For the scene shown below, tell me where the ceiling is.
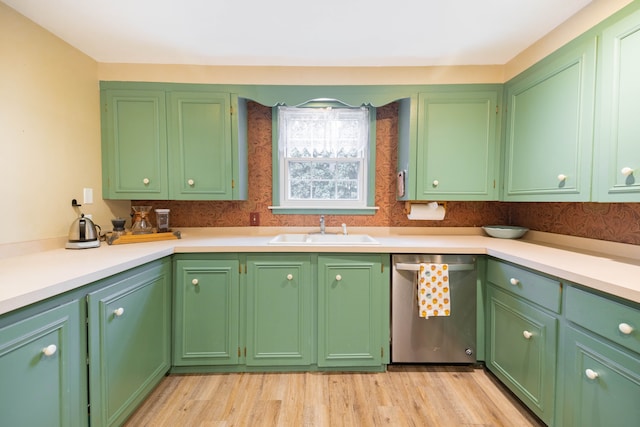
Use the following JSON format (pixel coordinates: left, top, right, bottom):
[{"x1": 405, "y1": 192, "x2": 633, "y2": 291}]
[{"x1": 5, "y1": 0, "x2": 593, "y2": 67}]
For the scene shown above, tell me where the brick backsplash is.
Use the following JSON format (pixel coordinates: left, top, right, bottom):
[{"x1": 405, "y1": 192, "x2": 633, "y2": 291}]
[{"x1": 135, "y1": 102, "x2": 640, "y2": 245}]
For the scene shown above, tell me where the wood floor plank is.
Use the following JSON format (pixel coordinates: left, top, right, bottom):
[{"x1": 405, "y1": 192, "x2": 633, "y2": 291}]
[{"x1": 124, "y1": 367, "x2": 544, "y2": 427}]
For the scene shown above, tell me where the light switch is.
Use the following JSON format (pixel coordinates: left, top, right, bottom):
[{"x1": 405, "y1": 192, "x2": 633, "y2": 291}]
[{"x1": 83, "y1": 188, "x2": 93, "y2": 204}]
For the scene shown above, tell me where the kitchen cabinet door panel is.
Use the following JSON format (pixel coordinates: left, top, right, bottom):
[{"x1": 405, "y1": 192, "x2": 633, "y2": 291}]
[
  {"x1": 504, "y1": 38, "x2": 596, "y2": 201},
  {"x1": 318, "y1": 254, "x2": 389, "y2": 367},
  {"x1": 596, "y1": 8, "x2": 640, "y2": 201},
  {"x1": 246, "y1": 255, "x2": 312, "y2": 366},
  {"x1": 0, "y1": 300, "x2": 85, "y2": 427},
  {"x1": 562, "y1": 326, "x2": 640, "y2": 427},
  {"x1": 168, "y1": 92, "x2": 233, "y2": 200},
  {"x1": 88, "y1": 260, "x2": 171, "y2": 427},
  {"x1": 416, "y1": 91, "x2": 499, "y2": 200},
  {"x1": 486, "y1": 286, "x2": 557, "y2": 425},
  {"x1": 173, "y1": 258, "x2": 239, "y2": 366},
  {"x1": 101, "y1": 90, "x2": 168, "y2": 199}
]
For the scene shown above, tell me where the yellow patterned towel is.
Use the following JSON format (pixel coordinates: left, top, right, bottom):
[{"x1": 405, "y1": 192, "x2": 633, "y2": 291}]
[{"x1": 418, "y1": 263, "x2": 450, "y2": 319}]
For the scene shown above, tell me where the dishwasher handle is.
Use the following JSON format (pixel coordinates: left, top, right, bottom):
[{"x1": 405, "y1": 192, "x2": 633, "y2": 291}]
[{"x1": 394, "y1": 262, "x2": 475, "y2": 272}]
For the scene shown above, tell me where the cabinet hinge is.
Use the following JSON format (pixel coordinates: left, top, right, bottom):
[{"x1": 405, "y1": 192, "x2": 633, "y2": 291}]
[
  {"x1": 244, "y1": 347, "x2": 247, "y2": 357},
  {"x1": 86, "y1": 357, "x2": 90, "y2": 365},
  {"x1": 239, "y1": 264, "x2": 242, "y2": 274},
  {"x1": 245, "y1": 264, "x2": 247, "y2": 274},
  {"x1": 381, "y1": 347, "x2": 384, "y2": 358},
  {"x1": 381, "y1": 264, "x2": 384, "y2": 273},
  {"x1": 238, "y1": 347, "x2": 241, "y2": 357},
  {"x1": 231, "y1": 179, "x2": 235, "y2": 189},
  {"x1": 230, "y1": 106, "x2": 234, "y2": 115},
  {"x1": 496, "y1": 105, "x2": 499, "y2": 114},
  {"x1": 493, "y1": 179, "x2": 496, "y2": 189}
]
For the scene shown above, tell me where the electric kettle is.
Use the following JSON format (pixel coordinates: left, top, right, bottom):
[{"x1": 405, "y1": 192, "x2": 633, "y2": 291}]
[{"x1": 66, "y1": 213, "x2": 101, "y2": 249}]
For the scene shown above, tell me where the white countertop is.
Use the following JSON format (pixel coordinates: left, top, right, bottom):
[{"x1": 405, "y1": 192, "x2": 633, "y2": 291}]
[{"x1": 1, "y1": 227, "x2": 639, "y2": 316}]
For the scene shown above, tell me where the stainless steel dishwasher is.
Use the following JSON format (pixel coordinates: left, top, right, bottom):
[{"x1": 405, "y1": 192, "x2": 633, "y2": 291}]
[{"x1": 391, "y1": 254, "x2": 477, "y2": 363}]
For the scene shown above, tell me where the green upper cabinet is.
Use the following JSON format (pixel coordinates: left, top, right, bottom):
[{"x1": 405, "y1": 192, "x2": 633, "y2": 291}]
[
  {"x1": 397, "y1": 86, "x2": 502, "y2": 201},
  {"x1": 317, "y1": 254, "x2": 390, "y2": 368},
  {"x1": 416, "y1": 89, "x2": 500, "y2": 200},
  {"x1": 100, "y1": 82, "x2": 247, "y2": 201},
  {"x1": 503, "y1": 37, "x2": 597, "y2": 201},
  {"x1": 101, "y1": 89, "x2": 169, "y2": 199},
  {"x1": 245, "y1": 254, "x2": 313, "y2": 367},
  {"x1": 168, "y1": 91, "x2": 234, "y2": 200},
  {"x1": 595, "y1": 7, "x2": 640, "y2": 201}
]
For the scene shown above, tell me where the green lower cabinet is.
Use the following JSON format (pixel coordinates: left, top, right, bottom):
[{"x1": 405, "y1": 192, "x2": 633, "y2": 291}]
[
  {"x1": 486, "y1": 286, "x2": 558, "y2": 425},
  {"x1": 87, "y1": 259, "x2": 171, "y2": 427},
  {"x1": 0, "y1": 300, "x2": 86, "y2": 427},
  {"x1": 246, "y1": 254, "x2": 312, "y2": 366},
  {"x1": 173, "y1": 256, "x2": 239, "y2": 366},
  {"x1": 317, "y1": 254, "x2": 389, "y2": 367},
  {"x1": 561, "y1": 325, "x2": 640, "y2": 427}
]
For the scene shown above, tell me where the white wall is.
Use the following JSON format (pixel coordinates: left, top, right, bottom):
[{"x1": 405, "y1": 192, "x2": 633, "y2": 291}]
[{"x1": 0, "y1": 3, "x2": 129, "y2": 246}]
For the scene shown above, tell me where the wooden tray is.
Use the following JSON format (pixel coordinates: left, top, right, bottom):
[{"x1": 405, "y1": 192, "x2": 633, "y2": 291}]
[{"x1": 106, "y1": 230, "x2": 181, "y2": 245}]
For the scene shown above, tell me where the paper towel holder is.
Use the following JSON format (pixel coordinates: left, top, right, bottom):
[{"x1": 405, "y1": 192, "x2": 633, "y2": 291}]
[{"x1": 404, "y1": 201, "x2": 446, "y2": 215}]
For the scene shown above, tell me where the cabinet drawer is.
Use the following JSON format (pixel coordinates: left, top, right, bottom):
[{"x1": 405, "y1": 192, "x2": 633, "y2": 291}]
[
  {"x1": 487, "y1": 259, "x2": 561, "y2": 312},
  {"x1": 566, "y1": 285, "x2": 640, "y2": 354}
]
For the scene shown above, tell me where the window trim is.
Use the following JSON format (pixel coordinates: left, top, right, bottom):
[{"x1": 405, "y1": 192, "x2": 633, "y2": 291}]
[{"x1": 270, "y1": 101, "x2": 378, "y2": 215}]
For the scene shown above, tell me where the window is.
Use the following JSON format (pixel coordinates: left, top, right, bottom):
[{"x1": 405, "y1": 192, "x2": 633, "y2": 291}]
[{"x1": 272, "y1": 103, "x2": 377, "y2": 214}]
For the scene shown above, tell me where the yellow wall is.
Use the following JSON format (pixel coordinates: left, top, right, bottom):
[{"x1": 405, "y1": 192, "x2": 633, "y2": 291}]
[{"x1": 0, "y1": 3, "x2": 129, "y2": 245}]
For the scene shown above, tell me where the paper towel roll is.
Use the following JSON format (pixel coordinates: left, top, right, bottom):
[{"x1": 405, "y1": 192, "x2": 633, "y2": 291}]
[{"x1": 407, "y1": 203, "x2": 446, "y2": 220}]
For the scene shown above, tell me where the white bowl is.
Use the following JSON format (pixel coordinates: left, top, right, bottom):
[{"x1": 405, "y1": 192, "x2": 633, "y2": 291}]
[{"x1": 482, "y1": 225, "x2": 529, "y2": 239}]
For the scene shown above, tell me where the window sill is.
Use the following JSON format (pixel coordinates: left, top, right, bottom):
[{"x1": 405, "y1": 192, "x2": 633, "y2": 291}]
[{"x1": 268, "y1": 206, "x2": 379, "y2": 215}]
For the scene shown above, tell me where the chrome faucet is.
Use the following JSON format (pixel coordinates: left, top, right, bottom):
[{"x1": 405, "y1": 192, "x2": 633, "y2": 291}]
[{"x1": 319, "y1": 215, "x2": 325, "y2": 235}]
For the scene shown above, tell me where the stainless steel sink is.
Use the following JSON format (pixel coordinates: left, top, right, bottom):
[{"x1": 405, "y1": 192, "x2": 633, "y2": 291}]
[{"x1": 268, "y1": 233, "x2": 380, "y2": 245}]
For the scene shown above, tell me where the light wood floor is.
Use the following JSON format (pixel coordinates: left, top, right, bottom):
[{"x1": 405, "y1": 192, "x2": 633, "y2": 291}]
[{"x1": 125, "y1": 365, "x2": 544, "y2": 426}]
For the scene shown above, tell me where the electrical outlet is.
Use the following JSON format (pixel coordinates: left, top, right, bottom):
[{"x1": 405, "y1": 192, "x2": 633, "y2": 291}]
[
  {"x1": 83, "y1": 187, "x2": 93, "y2": 204},
  {"x1": 250, "y1": 212, "x2": 260, "y2": 226}
]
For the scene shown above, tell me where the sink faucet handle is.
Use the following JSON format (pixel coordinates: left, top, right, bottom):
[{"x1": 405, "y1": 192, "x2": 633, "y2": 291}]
[{"x1": 342, "y1": 223, "x2": 348, "y2": 235}]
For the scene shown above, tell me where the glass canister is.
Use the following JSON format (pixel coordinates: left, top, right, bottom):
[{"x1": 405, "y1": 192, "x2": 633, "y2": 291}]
[
  {"x1": 155, "y1": 209, "x2": 170, "y2": 233},
  {"x1": 131, "y1": 206, "x2": 153, "y2": 234}
]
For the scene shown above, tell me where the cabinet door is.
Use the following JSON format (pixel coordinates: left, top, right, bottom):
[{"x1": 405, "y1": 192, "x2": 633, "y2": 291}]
[
  {"x1": 416, "y1": 90, "x2": 500, "y2": 200},
  {"x1": 561, "y1": 326, "x2": 640, "y2": 427},
  {"x1": 173, "y1": 258, "x2": 239, "y2": 366},
  {"x1": 503, "y1": 38, "x2": 596, "y2": 201},
  {"x1": 88, "y1": 260, "x2": 171, "y2": 427},
  {"x1": 101, "y1": 89, "x2": 168, "y2": 199},
  {"x1": 0, "y1": 301, "x2": 86, "y2": 427},
  {"x1": 246, "y1": 254, "x2": 312, "y2": 366},
  {"x1": 168, "y1": 91, "x2": 233, "y2": 200},
  {"x1": 318, "y1": 254, "x2": 389, "y2": 367},
  {"x1": 596, "y1": 8, "x2": 640, "y2": 201},
  {"x1": 486, "y1": 286, "x2": 557, "y2": 425}
]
